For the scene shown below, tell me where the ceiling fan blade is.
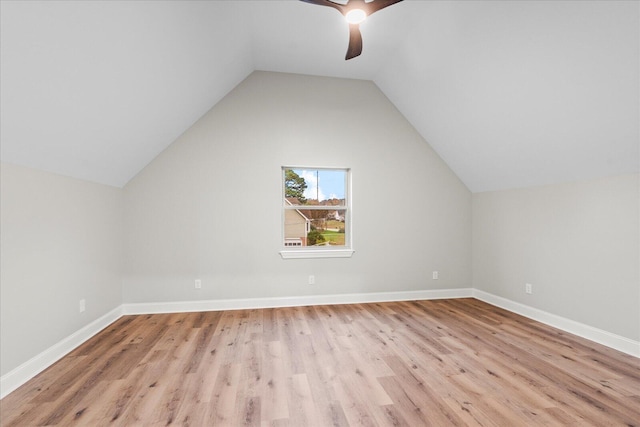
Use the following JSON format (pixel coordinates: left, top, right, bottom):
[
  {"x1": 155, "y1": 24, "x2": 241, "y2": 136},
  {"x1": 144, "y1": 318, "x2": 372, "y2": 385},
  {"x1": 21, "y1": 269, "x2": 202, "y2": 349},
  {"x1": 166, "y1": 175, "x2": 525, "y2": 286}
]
[
  {"x1": 365, "y1": 0, "x2": 404, "y2": 16},
  {"x1": 345, "y1": 24, "x2": 363, "y2": 60}
]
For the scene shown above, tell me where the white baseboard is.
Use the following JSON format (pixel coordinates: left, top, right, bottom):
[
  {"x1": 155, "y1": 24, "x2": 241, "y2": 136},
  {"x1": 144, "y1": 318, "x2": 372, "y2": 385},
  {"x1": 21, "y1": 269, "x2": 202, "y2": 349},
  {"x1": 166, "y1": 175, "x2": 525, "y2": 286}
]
[
  {"x1": 0, "y1": 306, "x2": 123, "y2": 399},
  {"x1": 122, "y1": 288, "x2": 475, "y2": 315},
  {"x1": 3, "y1": 287, "x2": 638, "y2": 400},
  {"x1": 473, "y1": 289, "x2": 640, "y2": 358}
]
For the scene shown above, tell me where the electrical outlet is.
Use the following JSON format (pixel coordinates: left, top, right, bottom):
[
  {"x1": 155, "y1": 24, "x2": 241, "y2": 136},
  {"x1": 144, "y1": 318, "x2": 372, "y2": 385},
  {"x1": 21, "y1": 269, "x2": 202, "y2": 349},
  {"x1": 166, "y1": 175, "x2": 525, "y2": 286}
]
[
  {"x1": 525, "y1": 283, "x2": 532, "y2": 294},
  {"x1": 195, "y1": 279, "x2": 202, "y2": 289},
  {"x1": 432, "y1": 271, "x2": 439, "y2": 280},
  {"x1": 79, "y1": 299, "x2": 86, "y2": 313},
  {"x1": 308, "y1": 275, "x2": 315, "y2": 285}
]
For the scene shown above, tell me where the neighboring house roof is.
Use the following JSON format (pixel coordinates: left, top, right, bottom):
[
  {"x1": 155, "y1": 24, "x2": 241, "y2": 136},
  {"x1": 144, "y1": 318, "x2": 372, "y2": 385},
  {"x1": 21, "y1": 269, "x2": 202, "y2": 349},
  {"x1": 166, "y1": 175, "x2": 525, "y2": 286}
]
[
  {"x1": 285, "y1": 198, "x2": 311, "y2": 221},
  {"x1": 285, "y1": 197, "x2": 302, "y2": 205}
]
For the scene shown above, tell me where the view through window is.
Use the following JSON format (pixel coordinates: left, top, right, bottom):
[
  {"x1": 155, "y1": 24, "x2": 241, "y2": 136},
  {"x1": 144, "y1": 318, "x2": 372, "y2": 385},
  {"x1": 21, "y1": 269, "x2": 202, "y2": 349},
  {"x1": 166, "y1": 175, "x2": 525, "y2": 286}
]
[{"x1": 283, "y1": 167, "x2": 350, "y2": 250}]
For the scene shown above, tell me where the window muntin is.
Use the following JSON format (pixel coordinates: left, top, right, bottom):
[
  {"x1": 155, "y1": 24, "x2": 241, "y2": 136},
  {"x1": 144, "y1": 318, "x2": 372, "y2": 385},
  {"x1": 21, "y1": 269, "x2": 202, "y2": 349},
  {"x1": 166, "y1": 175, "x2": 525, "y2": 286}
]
[{"x1": 281, "y1": 167, "x2": 352, "y2": 258}]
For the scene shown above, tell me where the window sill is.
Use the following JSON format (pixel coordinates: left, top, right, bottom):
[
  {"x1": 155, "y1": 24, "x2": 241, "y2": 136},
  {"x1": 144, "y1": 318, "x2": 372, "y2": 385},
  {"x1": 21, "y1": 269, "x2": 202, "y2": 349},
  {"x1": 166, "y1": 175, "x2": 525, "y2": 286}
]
[{"x1": 279, "y1": 249, "x2": 355, "y2": 259}]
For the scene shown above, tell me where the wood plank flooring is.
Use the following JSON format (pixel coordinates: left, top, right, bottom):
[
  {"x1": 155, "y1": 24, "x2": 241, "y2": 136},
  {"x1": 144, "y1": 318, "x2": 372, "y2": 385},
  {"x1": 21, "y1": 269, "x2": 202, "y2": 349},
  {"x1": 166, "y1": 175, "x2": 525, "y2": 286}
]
[{"x1": 2, "y1": 298, "x2": 639, "y2": 426}]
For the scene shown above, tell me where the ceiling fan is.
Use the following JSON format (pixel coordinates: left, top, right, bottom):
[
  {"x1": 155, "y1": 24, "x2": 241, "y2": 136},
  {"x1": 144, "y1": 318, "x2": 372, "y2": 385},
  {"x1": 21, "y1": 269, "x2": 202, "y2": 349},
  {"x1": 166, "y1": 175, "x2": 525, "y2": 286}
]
[{"x1": 299, "y1": 0, "x2": 404, "y2": 60}]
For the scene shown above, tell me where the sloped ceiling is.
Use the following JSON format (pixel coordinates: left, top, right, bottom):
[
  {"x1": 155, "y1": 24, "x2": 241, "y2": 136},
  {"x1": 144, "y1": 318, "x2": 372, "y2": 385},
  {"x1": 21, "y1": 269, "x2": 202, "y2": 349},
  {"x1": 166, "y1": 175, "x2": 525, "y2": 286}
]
[{"x1": 1, "y1": 0, "x2": 638, "y2": 192}]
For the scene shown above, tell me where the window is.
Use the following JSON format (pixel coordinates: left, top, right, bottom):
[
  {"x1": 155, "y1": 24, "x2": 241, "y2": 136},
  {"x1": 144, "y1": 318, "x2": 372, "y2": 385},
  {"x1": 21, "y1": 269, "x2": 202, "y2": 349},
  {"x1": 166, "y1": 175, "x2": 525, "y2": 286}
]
[{"x1": 280, "y1": 167, "x2": 353, "y2": 259}]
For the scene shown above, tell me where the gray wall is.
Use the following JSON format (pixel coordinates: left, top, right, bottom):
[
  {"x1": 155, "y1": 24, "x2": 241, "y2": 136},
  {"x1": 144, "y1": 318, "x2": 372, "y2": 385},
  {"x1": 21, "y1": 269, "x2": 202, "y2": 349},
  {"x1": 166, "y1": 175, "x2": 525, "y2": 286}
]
[
  {"x1": 473, "y1": 174, "x2": 640, "y2": 341},
  {"x1": 123, "y1": 71, "x2": 472, "y2": 303},
  {"x1": 0, "y1": 163, "x2": 123, "y2": 376},
  {"x1": 3, "y1": 71, "x2": 637, "y2": 381}
]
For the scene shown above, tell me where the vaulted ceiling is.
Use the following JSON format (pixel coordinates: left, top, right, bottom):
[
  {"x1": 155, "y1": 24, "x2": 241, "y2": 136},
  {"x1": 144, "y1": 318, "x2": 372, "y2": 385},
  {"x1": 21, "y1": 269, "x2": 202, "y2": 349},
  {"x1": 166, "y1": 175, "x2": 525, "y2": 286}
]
[{"x1": 1, "y1": 0, "x2": 638, "y2": 192}]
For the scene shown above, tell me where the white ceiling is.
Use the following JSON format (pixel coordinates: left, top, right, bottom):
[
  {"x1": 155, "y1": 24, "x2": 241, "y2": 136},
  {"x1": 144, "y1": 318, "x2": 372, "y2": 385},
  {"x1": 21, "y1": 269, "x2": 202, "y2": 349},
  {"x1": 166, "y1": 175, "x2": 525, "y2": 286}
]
[{"x1": 1, "y1": 0, "x2": 638, "y2": 192}]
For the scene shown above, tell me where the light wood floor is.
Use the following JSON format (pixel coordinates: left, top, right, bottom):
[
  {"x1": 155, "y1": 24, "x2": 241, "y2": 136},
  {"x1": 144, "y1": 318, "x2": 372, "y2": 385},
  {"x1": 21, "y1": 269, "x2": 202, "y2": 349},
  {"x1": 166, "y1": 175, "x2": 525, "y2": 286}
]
[{"x1": 1, "y1": 298, "x2": 639, "y2": 426}]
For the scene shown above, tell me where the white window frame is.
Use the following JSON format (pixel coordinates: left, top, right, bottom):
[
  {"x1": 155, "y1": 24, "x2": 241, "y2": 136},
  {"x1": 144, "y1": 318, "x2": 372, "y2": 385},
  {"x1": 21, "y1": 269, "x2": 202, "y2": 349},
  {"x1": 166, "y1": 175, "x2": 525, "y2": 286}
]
[{"x1": 280, "y1": 166, "x2": 354, "y2": 259}]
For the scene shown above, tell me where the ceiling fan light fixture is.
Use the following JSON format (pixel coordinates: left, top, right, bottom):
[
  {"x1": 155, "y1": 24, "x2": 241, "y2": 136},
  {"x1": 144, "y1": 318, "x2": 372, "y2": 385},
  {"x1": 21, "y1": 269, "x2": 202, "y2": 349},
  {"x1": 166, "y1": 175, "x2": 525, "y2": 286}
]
[
  {"x1": 345, "y1": 9, "x2": 367, "y2": 24},
  {"x1": 300, "y1": 0, "x2": 404, "y2": 59}
]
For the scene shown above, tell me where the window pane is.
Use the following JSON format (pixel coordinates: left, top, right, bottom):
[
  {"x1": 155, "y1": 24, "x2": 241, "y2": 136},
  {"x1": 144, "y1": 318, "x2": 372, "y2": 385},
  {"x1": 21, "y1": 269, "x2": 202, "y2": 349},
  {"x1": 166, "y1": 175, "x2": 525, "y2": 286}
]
[
  {"x1": 284, "y1": 209, "x2": 347, "y2": 247},
  {"x1": 282, "y1": 167, "x2": 350, "y2": 252},
  {"x1": 284, "y1": 169, "x2": 346, "y2": 206}
]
